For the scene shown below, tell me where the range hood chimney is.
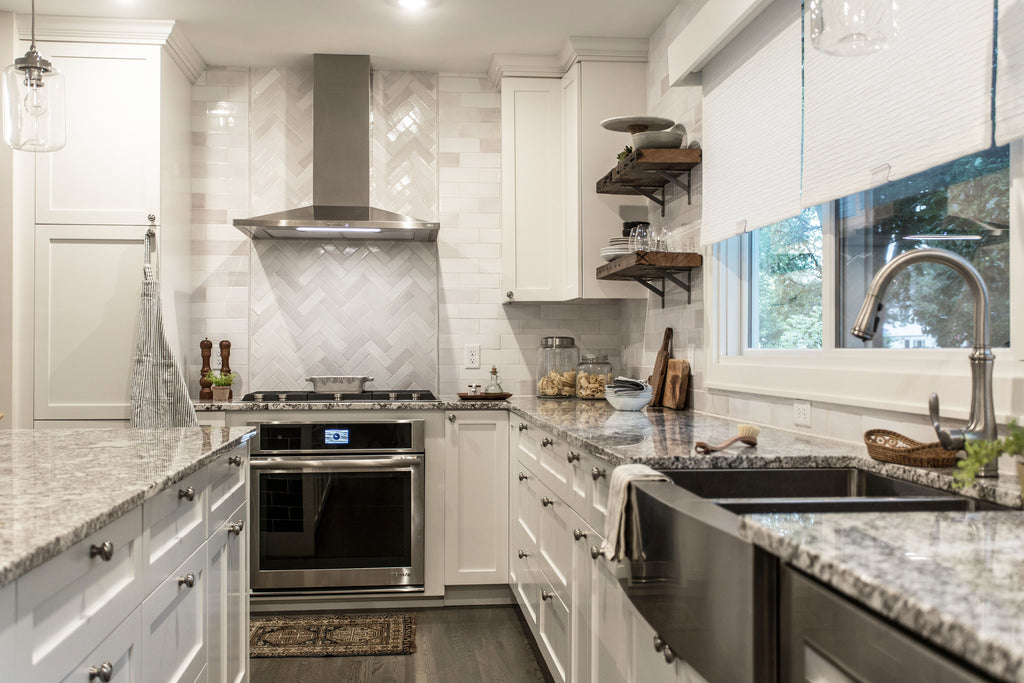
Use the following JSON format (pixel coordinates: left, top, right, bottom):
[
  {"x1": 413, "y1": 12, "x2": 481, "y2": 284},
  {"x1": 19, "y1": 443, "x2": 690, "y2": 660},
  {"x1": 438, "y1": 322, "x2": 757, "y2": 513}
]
[{"x1": 234, "y1": 54, "x2": 439, "y2": 241}]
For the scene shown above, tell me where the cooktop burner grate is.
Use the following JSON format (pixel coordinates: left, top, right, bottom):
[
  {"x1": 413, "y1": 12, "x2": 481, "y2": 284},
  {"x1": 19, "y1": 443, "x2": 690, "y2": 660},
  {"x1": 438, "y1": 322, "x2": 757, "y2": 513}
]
[{"x1": 241, "y1": 390, "x2": 438, "y2": 402}]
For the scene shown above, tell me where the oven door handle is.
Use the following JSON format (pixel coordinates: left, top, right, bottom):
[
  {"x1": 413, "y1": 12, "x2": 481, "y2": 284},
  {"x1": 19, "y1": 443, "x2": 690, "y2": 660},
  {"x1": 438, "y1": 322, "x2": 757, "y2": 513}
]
[{"x1": 250, "y1": 455, "x2": 422, "y2": 470}]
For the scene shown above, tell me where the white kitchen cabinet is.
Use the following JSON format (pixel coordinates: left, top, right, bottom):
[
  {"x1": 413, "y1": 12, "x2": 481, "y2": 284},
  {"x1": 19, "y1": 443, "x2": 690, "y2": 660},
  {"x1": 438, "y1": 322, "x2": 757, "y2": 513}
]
[
  {"x1": 141, "y1": 543, "x2": 208, "y2": 683},
  {"x1": 142, "y1": 466, "x2": 208, "y2": 595},
  {"x1": 207, "y1": 503, "x2": 248, "y2": 683},
  {"x1": 15, "y1": 506, "x2": 144, "y2": 681},
  {"x1": 630, "y1": 609, "x2": 681, "y2": 683},
  {"x1": 62, "y1": 608, "x2": 143, "y2": 683},
  {"x1": 500, "y1": 60, "x2": 646, "y2": 303},
  {"x1": 591, "y1": 552, "x2": 632, "y2": 683},
  {"x1": 444, "y1": 410, "x2": 510, "y2": 585},
  {"x1": 570, "y1": 522, "x2": 601, "y2": 683},
  {"x1": 33, "y1": 42, "x2": 160, "y2": 227},
  {"x1": 207, "y1": 446, "x2": 247, "y2": 535},
  {"x1": 0, "y1": 579, "x2": 14, "y2": 674}
]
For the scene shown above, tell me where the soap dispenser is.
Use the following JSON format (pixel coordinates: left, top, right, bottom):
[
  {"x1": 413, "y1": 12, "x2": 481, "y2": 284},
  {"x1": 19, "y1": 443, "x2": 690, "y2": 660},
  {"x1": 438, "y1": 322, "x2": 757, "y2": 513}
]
[{"x1": 484, "y1": 366, "x2": 504, "y2": 394}]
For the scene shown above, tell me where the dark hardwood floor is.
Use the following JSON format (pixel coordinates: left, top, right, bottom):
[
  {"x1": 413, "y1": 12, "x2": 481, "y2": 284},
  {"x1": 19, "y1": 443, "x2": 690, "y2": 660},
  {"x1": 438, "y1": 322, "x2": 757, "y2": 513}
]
[{"x1": 249, "y1": 606, "x2": 550, "y2": 683}]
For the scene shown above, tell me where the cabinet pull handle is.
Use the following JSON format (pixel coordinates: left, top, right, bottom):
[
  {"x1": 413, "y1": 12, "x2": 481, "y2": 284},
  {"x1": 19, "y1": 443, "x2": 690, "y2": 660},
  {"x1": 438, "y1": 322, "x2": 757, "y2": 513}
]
[
  {"x1": 506, "y1": 291, "x2": 515, "y2": 300},
  {"x1": 518, "y1": 472, "x2": 529, "y2": 481},
  {"x1": 177, "y1": 572, "x2": 196, "y2": 588},
  {"x1": 518, "y1": 550, "x2": 529, "y2": 559},
  {"x1": 448, "y1": 414, "x2": 456, "y2": 423},
  {"x1": 90, "y1": 541, "x2": 114, "y2": 562},
  {"x1": 89, "y1": 662, "x2": 114, "y2": 682},
  {"x1": 228, "y1": 520, "x2": 245, "y2": 536},
  {"x1": 567, "y1": 451, "x2": 580, "y2": 463},
  {"x1": 541, "y1": 497, "x2": 554, "y2": 507},
  {"x1": 228, "y1": 454, "x2": 243, "y2": 466},
  {"x1": 573, "y1": 528, "x2": 587, "y2": 541},
  {"x1": 653, "y1": 635, "x2": 665, "y2": 652},
  {"x1": 519, "y1": 423, "x2": 528, "y2": 432},
  {"x1": 541, "y1": 438, "x2": 553, "y2": 447},
  {"x1": 663, "y1": 646, "x2": 676, "y2": 664},
  {"x1": 147, "y1": 213, "x2": 156, "y2": 223},
  {"x1": 592, "y1": 467, "x2": 607, "y2": 480},
  {"x1": 178, "y1": 486, "x2": 195, "y2": 501},
  {"x1": 590, "y1": 546, "x2": 602, "y2": 560},
  {"x1": 541, "y1": 590, "x2": 553, "y2": 601}
]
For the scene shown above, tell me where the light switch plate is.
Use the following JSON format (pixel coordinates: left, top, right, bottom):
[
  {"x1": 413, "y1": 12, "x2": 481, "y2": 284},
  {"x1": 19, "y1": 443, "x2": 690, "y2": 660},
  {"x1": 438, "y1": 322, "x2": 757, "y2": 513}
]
[
  {"x1": 793, "y1": 400, "x2": 812, "y2": 428},
  {"x1": 465, "y1": 344, "x2": 480, "y2": 369}
]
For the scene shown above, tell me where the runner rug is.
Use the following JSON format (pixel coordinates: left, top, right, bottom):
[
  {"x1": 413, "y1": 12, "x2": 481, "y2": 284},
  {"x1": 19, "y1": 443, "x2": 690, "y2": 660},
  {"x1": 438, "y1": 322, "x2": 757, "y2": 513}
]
[{"x1": 249, "y1": 613, "x2": 417, "y2": 657}]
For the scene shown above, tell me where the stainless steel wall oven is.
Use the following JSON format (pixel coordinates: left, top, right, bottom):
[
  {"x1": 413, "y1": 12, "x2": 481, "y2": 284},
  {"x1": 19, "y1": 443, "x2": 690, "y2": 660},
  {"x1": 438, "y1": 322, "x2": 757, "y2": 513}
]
[{"x1": 250, "y1": 420, "x2": 425, "y2": 593}]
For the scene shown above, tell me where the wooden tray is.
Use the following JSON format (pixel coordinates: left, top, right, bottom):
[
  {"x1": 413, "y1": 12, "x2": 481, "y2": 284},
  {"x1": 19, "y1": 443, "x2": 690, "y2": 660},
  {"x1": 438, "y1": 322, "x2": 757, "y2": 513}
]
[{"x1": 458, "y1": 392, "x2": 512, "y2": 401}]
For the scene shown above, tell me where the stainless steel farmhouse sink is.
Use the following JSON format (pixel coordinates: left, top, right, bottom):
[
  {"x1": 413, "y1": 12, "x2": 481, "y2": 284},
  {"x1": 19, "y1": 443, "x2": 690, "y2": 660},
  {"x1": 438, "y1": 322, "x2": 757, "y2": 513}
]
[{"x1": 623, "y1": 468, "x2": 1008, "y2": 682}]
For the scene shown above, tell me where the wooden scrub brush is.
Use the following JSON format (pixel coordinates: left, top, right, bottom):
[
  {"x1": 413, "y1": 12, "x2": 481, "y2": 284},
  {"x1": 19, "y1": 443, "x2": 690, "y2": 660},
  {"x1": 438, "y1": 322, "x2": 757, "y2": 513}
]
[{"x1": 694, "y1": 424, "x2": 760, "y2": 454}]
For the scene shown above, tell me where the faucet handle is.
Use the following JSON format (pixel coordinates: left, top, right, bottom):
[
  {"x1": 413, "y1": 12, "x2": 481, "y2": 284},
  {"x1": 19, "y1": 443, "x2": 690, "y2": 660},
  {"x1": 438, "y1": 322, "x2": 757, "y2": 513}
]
[{"x1": 928, "y1": 393, "x2": 965, "y2": 451}]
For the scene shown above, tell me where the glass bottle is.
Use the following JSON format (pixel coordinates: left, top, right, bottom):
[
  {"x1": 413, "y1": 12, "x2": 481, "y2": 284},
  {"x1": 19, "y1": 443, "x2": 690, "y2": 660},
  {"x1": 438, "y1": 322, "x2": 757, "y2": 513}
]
[
  {"x1": 576, "y1": 354, "x2": 613, "y2": 399},
  {"x1": 536, "y1": 337, "x2": 579, "y2": 398},
  {"x1": 484, "y1": 366, "x2": 504, "y2": 394}
]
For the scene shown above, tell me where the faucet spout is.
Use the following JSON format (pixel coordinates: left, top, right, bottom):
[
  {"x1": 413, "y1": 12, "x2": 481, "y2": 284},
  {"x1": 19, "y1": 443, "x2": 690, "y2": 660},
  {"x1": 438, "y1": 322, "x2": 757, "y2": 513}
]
[{"x1": 849, "y1": 248, "x2": 998, "y2": 475}]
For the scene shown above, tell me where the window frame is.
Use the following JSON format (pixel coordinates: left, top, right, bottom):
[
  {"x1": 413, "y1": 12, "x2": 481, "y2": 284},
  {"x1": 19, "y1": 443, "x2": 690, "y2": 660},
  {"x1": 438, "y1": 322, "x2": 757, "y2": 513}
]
[{"x1": 704, "y1": 140, "x2": 1024, "y2": 423}]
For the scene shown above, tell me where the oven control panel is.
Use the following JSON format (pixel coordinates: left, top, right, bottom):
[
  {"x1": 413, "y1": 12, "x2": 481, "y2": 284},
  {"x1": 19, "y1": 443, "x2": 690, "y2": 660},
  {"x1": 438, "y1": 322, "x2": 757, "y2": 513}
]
[{"x1": 254, "y1": 420, "x2": 425, "y2": 454}]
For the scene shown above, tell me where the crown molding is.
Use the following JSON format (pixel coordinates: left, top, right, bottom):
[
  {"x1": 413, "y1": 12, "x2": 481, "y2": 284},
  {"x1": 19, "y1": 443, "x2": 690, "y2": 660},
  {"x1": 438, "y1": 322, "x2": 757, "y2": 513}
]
[
  {"x1": 488, "y1": 54, "x2": 564, "y2": 88},
  {"x1": 559, "y1": 36, "x2": 649, "y2": 71},
  {"x1": 16, "y1": 15, "x2": 206, "y2": 83}
]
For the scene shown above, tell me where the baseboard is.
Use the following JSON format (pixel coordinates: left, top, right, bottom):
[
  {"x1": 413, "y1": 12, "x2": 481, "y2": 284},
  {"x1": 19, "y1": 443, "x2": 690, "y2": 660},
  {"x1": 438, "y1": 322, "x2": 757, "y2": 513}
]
[{"x1": 251, "y1": 584, "x2": 513, "y2": 613}]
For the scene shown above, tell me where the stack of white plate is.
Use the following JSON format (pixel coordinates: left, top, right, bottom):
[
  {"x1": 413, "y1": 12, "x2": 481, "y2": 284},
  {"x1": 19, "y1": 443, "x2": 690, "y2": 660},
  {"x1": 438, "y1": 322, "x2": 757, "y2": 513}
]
[{"x1": 600, "y1": 237, "x2": 633, "y2": 262}]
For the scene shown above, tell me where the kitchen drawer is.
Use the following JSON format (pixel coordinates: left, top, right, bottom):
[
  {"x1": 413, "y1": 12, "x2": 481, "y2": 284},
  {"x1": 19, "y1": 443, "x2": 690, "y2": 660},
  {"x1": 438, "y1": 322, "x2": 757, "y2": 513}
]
[
  {"x1": 513, "y1": 462, "x2": 542, "y2": 550},
  {"x1": 61, "y1": 608, "x2": 142, "y2": 683},
  {"x1": 206, "y1": 445, "x2": 247, "y2": 536},
  {"x1": 16, "y1": 506, "x2": 144, "y2": 682},
  {"x1": 583, "y1": 452, "x2": 610, "y2": 533},
  {"x1": 538, "y1": 574, "x2": 571, "y2": 683},
  {"x1": 142, "y1": 542, "x2": 207, "y2": 683},
  {"x1": 511, "y1": 539, "x2": 541, "y2": 632},
  {"x1": 537, "y1": 479, "x2": 575, "y2": 610},
  {"x1": 513, "y1": 417, "x2": 544, "y2": 469},
  {"x1": 143, "y1": 467, "x2": 207, "y2": 594}
]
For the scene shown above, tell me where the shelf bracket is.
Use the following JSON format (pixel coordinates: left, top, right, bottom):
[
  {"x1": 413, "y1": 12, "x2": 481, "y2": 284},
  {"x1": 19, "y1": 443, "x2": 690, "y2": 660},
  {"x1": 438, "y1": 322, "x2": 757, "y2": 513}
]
[
  {"x1": 631, "y1": 269, "x2": 692, "y2": 308},
  {"x1": 632, "y1": 186, "x2": 667, "y2": 217},
  {"x1": 653, "y1": 170, "x2": 692, "y2": 205}
]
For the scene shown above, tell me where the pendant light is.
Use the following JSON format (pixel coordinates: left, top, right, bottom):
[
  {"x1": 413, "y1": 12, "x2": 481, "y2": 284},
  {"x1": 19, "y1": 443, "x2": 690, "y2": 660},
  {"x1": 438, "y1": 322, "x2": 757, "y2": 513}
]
[
  {"x1": 2, "y1": 0, "x2": 65, "y2": 152},
  {"x1": 808, "y1": 0, "x2": 898, "y2": 56}
]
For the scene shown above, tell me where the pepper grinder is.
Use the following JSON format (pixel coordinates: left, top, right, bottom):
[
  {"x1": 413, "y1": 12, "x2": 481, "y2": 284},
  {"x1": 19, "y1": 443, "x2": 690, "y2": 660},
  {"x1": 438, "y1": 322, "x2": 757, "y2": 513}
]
[
  {"x1": 199, "y1": 338, "x2": 213, "y2": 401},
  {"x1": 219, "y1": 340, "x2": 233, "y2": 400}
]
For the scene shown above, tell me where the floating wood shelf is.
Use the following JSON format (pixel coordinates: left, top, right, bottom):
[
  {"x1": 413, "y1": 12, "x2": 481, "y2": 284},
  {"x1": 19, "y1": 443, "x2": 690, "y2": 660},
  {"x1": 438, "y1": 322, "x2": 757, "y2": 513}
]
[
  {"x1": 596, "y1": 251, "x2": 703, "y2": 307},
  {"x1": 596, "y1": 147, "x2": 702, "y2": 216}
]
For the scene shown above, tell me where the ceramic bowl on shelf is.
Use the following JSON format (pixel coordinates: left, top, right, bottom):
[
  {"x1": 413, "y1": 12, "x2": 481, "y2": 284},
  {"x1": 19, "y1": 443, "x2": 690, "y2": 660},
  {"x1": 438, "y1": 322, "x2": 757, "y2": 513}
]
[{"x1": 631, "y1": 130, "x2": 685, "y2": 150}]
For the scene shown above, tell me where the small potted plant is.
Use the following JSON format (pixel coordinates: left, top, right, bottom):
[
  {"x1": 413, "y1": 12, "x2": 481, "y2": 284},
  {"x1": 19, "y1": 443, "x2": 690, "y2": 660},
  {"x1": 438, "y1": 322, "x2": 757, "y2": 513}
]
[
  {"x1": 206, "y1": 371, "x2": 237, "y2": 402},
  {"x1": 953, "y1": 420, "x2": 1024, "y2": 492}
]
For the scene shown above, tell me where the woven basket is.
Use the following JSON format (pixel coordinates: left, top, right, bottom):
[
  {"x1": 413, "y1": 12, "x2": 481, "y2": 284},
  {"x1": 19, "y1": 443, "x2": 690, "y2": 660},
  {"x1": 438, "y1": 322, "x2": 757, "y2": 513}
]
[{"x1": 863, "y1": 429, "x2": 956, "y2": 467}]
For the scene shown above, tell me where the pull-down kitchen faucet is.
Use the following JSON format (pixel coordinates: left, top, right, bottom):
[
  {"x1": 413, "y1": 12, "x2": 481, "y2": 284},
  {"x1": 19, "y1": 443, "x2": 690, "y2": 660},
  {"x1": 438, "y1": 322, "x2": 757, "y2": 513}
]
[{"x1": 850, "y1": 248, "x2": 998, "y2": 477}]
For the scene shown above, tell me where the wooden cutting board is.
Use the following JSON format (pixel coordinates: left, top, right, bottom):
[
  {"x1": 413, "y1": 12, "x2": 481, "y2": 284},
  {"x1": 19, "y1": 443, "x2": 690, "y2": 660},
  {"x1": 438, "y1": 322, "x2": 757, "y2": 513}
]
[
  {"x1": 661, "y1": 359, "x2": 690, "y2": 409},
  {"x1": 648, "y1": 328, "x2": 672, "y2": 407}
]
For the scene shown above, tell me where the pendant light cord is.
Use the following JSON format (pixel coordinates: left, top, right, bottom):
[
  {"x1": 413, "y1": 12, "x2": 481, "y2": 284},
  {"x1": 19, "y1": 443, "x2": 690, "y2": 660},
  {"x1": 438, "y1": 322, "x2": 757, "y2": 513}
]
[{"x1": 29, "y1": 0, "x2": 35, "y2": 51}]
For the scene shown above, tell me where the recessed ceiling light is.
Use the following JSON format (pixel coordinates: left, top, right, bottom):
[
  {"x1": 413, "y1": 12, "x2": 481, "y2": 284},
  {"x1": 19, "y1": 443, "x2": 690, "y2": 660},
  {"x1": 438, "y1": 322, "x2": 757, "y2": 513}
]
[{"x1": 399, "y1": 0, "x2": 427, "y2": 8}]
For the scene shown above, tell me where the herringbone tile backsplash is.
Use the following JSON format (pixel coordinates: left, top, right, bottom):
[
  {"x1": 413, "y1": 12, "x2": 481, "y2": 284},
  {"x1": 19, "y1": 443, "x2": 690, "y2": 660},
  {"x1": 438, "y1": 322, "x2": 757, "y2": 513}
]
[{"x1": 250, "y1": 241, "x2": 439, "y2": 391}]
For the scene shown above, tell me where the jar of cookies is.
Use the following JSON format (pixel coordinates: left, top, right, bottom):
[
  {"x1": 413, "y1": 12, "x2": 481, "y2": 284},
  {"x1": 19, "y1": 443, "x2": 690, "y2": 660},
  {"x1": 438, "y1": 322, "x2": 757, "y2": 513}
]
[
  {"x1": 576, "y1": 354, "x2": 612, "y2": 399},
  {"x1": 536, "y1": 337, "x2": 579, "y2": 398}
]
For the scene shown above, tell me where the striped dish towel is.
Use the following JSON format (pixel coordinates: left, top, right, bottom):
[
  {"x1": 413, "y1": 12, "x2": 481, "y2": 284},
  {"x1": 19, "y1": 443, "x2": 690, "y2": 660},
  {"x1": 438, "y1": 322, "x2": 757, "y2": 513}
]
[{"x1": 600, "y1": 464, "x2": 669, "y2": 561}]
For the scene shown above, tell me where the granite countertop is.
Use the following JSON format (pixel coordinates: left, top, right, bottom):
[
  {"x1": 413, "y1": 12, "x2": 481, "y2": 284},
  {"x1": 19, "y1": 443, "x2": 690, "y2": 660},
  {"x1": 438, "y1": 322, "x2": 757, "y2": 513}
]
[
  {"x1": 0, "y1": 426, "x2": 255, "y2": 588},
  {"x1": 194, "y1": 397, "x2": 510, "y2": 411}
]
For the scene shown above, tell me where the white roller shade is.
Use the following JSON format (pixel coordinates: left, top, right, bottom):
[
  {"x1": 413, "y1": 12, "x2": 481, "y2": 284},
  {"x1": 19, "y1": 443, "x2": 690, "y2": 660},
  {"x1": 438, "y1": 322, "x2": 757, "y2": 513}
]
[
  {"x1": 802, "y1": 0, "x2": 994, "y2": 209},
  {"x1": 996, "y1": 0, "x2": 1024, "y2": 145},
  {"x1": 701, "y1": 0, "x2": 802, "y2": 247}
]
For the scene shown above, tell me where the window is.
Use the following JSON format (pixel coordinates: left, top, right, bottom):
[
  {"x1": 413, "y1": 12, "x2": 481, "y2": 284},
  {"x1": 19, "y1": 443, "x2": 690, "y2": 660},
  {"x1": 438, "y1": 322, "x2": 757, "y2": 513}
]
[{"x1": 718, "y1": 147, "x2": 1011, "y2": 354}]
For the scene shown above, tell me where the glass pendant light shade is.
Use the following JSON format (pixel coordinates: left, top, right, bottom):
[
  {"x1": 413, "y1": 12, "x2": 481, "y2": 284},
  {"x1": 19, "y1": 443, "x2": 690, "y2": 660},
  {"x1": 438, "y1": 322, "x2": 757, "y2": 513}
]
[
  {"x1": 808, "y1": 0, "x2": 898, "y2": 56},
  {"x1": 2, "y1": 55, "x2": 65, "y2": 152}
]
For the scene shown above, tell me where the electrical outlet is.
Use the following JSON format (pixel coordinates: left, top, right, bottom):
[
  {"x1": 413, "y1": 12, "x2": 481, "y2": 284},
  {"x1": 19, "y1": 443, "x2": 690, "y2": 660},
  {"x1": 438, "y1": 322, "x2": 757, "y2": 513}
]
[
  {"x1": 464, "y1": 344, "x2": 480, "y2": 369},
  {"x1": 793, "y1": 400, "x2": 812, "y2": 428}
]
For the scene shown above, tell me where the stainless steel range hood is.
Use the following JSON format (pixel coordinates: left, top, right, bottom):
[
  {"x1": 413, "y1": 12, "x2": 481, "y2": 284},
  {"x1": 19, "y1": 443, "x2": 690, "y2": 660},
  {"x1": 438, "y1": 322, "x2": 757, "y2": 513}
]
[{"x1": 234, "y1": 55, "x2": 439, "y2": 241}]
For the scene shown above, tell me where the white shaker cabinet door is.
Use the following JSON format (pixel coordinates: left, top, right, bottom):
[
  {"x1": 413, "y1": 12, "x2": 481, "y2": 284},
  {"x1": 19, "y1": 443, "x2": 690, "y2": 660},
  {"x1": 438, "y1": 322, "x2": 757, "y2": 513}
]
[
  {"x1": 207, "y1": 504, "x2": 248, "y2": 683},
  {"x1": 444, "y1": 410, "x2": 509, "y2": 585},
  {"x1": 61, "y1": 609, "x2": 143, "y2": 683},
  {"x1": 33, "y1": 41, "x2": 161, "y2": 226},
  {"x1": 34, "y1": 225, "x2": 150, "y2": 420},
  {"x1": 0, "y1": 580, "x2": 13, "y2": 674},
  {"x1": 142, "y1": 543, "x2": 208, "y2": 683}
]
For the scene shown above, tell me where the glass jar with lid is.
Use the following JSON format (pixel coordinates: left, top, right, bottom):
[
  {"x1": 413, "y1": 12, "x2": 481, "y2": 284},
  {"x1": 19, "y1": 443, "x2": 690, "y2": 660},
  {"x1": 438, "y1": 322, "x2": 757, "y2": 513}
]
[
  {"x1": 576, "y1": 354, "x2": 613, "y2": 399},
  {"x1": 536, "y1": 336, "x2": 579, "y2": 397}
]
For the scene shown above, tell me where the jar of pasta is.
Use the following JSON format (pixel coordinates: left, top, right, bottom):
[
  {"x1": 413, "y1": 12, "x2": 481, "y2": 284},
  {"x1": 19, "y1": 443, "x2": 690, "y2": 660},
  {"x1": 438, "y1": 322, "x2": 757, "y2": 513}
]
[
  {"x1": 576, "y1": 354, "x2": 612, "y2": 399},
  {"x1": 536, "y1": 337, "x2": 579, "y2": 398}
]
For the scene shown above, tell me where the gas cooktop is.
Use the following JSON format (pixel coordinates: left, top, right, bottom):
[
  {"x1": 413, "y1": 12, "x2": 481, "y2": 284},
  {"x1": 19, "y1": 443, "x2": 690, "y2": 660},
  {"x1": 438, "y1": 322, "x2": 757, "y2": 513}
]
[{"x1": 241, "y1": 390, "x2": 438, "y2": 403}]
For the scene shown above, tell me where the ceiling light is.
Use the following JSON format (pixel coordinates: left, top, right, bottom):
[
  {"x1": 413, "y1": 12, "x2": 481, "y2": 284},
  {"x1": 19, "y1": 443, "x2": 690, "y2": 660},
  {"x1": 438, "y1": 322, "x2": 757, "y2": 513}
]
[
  {"x1": 2, "y1": 0, "x2": 65, "y2": 151},
  {"x1": 399, "y1": 0, "x2": 428, "y2": 8}
]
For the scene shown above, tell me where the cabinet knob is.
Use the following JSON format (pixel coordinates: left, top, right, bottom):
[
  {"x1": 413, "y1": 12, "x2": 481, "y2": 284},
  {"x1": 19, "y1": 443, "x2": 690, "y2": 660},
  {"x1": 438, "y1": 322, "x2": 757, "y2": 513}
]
[
  {"x1": 567, "y1": 451, "x2": 580, "y2": 464},
  {"x1": 590, "y1": 546, "x2": 602, "y2": 560},
  {"x1": 518, "y1": 550, "x2": 529, "y2": 559},
  {"x1": 541, "y1": 497, "x2": 554, "y2": 507},
  {"x1": 228, "y1": 454, "x2": 243, "y2": 466},
  {"x1": 663, "y1": 646, "x2": 676, "y2": 664},
  {"x1": 573, "y1": 528, "x2": 587, "y2": 541},
  {"x1": 518, "y1": 472, "x2": 529, "y2": 481},
  {"x1": 89, "y1": 662, "x2": 114, "y2": 682},
  {"x1": 519, "y1": 423, "x2": 528, "y2": 432},
  {"x1": 448, "y1": 414, "x2": 456, "y2": 423},
  {"x1": 89, "y1": 541, "x2": 114, "y2": 562},
  {"x1": 178, "y1": 486, "x2": 195, "y2": 501},
  {"x1": 506, "y1": 291, "x2": 514, "y2": 300},
  {"x1": 177, "y1": 572, "x2": 196, "y2": 588},
  {"x1": 592, "y1": 467, "x2": 607, "y2": 480},
  {"x1": 653, "y1": 635, "x2": 665, "y2": 653},
  {"x1": 541, "y1": 437, "x2": 554, "y2": 447},
  {"x1": 228, "y1": 520, "x2": 244, "y2": 536},
  {"x1": 541, "y1": 590, "x2": 553, "y2": 601}
]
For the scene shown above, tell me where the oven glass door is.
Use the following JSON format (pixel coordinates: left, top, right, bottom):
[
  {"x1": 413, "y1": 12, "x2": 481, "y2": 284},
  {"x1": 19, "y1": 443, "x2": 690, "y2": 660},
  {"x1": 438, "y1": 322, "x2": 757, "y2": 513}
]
[{"x1": 252, "y1": 455, "x2": 423, "y2": 590}]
